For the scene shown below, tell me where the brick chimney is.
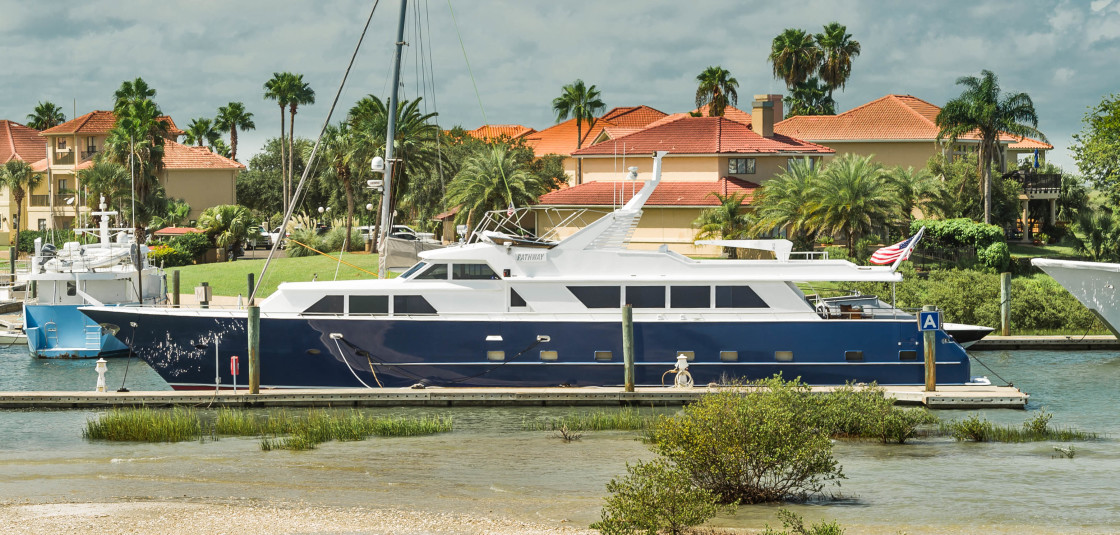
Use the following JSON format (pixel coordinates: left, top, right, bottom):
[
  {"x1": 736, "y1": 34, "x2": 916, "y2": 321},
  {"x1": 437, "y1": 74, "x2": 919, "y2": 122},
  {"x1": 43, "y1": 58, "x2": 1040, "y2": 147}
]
[{"x1": 751, "y1": 94, "x2": 782, "y2": 138}]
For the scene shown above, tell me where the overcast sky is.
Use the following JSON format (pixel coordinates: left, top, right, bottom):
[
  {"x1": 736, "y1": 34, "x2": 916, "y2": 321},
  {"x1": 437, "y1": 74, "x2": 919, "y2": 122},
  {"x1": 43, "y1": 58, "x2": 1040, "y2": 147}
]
[{"x1": 3, "y1": 0, "x2": 1118, "y2": 172}]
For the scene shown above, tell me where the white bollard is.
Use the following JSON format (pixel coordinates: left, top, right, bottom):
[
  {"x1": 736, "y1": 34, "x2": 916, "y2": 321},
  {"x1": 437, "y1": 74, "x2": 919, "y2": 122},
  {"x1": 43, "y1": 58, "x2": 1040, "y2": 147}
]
[{"x1": 95, "y1": 358, "x2": 108, "y2": 392}]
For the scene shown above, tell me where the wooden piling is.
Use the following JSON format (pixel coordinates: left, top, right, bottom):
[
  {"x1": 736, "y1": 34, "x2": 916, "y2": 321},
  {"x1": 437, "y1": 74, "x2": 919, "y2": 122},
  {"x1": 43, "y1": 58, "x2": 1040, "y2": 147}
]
[
  {"x1": 8, "y1": 246, "x2": 15, "y2": 276},
  {"x1": 1000, "y1": 272, "x2": 1011, "y2": 336},
  {"x1": 171, "y1": 270, "x2": 180, "y2": 308},
  {"x1": 247, "y1": 273, "x2": 255, "y2": 307},
  {"x1": 923, "y1": 304, "x2": 937, "y2": 392},
  {"x1": 200, "y1": 282, "x2": 209, "y2": 309},
  {"x1": 248, "y1": 305, "x2": 260, "y2": 394},
  {"x1": 622, "y1": 304, "x2": 634, "y2": 392}
]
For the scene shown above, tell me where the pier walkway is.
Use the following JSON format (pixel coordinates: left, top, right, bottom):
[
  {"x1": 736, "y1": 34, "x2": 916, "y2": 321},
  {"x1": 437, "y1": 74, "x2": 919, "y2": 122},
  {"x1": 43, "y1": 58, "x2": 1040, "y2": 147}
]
[
  {"x1": 0, "y1": 384, "x2": 1028, "y2": 410},
  {"x1": 970, "y1": 334, "x2": 1119, "y2": 350}
]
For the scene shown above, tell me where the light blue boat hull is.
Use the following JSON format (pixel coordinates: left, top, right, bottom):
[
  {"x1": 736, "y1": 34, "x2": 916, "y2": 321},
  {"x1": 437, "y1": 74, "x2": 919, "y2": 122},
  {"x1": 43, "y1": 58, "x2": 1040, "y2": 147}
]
[{"x1": 24, "y1": 304, "x2": 129, "y2": 359}]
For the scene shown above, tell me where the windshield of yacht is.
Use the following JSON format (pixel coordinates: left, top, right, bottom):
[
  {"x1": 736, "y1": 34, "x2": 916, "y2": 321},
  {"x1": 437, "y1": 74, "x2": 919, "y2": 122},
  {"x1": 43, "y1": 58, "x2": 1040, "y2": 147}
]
[{"x1": 400, "y1": 261, "x2": 427, "y2": 279}]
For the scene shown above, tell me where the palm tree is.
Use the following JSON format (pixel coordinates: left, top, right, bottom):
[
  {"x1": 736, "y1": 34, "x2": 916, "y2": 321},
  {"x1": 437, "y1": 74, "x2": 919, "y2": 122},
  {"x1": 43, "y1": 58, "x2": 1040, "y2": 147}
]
[
  {"x1": 754, "y1": 158, "x2": 824, "y2": 250},
  {"x1": 936, "y1": 70, "x2": 1045, "y2": 224},
  {"x1": 198, "y1": 204, "x2": 253, "y2": 260},
  {"x1": 1071, "y1": 209, "x2": 1120, "y2": 262},
  {"x1": 693, "y1": 192, "x2": 756, "y2": 258},
  {"x1": 25, "y1": 101, "x2": 66, "y2": 130},
  {"x1": 812, "y1": 154, "x2": 898, "y2": 252},
  {"x1": 769, "y1": 28, "x2": 822, "y2": 90},
  {"x1": 695, "y1": 66, "x2": 739, "y2": 117},
  {"x1": 815, "y1": 22, "x2": 861, "y2": 101},
  {"x1": 552, "y1": 79, "x2": 605, "y2": 184},
  {"x1": 78, "y1": 161, "x2": 130, "y2": 213},
  {"x1": 264, "y1": 72, "x2": 294, "y2": 213},
  {"x1": 183, "y1": 117, "x2": 220, "y2": 147},
  {"x1": 113, "y1": 77, "x2": 157, "y2": 115},
  {"x1": 315, "y1": 122, "x2": 358, "y2": 250},
  {"x1": 445, "y1": 144, "x2": 539, "y2": 235},
  {"x1": 1, "y1": 160, "x2": 42, "y2": 249},
  {"x1": 214, "y1": 102, "x2": 255, "y2": 161},
  {"x1": 287, "y1": 74, "x2": 315, "y2": 210},
  {"x1": 785, "y1": 77, "x2": 836, "y2": 117},
  {"x1": 886, "y1": 166, "x2": 943, "y2": 223}
]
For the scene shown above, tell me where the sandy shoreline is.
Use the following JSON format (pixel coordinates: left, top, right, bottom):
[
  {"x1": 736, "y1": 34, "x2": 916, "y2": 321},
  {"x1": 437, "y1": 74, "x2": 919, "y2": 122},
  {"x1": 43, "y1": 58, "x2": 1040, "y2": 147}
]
[{"x1": 0, "y1": 500, "x2": 599, "y2": 535}]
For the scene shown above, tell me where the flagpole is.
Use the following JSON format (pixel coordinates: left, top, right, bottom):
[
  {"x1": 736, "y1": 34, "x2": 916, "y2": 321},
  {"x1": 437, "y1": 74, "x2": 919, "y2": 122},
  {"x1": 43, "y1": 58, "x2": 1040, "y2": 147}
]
[{"x1": 890, "y1": 226, "x2": 925, "y2": 272}]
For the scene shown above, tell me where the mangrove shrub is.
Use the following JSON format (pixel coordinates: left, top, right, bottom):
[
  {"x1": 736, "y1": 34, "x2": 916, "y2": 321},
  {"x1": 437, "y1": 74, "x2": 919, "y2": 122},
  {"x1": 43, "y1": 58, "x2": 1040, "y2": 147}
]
[{"x1": 590, "y1": 459, "x2": 733, "y2": 535}]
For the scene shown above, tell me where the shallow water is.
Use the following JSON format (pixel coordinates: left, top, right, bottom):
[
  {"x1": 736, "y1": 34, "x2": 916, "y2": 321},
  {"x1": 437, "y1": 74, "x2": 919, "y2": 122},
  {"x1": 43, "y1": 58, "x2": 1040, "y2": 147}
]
[{"x1": 1, "y1": 347, "x2": 1118, "y2": 532}]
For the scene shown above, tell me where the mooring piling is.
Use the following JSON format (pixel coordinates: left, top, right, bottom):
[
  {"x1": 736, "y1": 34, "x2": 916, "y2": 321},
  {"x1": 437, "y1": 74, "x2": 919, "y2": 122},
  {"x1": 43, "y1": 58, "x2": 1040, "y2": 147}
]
[{"x1": 622, "y1": 304, "x2": 634, "y2": 392}]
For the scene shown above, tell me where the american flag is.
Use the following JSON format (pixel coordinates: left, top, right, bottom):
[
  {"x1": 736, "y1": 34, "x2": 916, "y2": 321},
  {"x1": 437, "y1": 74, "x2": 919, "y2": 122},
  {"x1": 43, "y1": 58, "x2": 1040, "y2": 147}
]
[
  {"x1": 506, "y1": 202, "x2": 515, "y2": 217},
  {"x1": 869, "y1": 227, "x2": 925, "y2": 266}
]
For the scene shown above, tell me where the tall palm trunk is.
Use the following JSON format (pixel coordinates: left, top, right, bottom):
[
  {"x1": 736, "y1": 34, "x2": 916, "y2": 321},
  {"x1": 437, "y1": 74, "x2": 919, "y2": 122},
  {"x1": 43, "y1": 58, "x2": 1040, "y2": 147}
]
[
  {"x1": 278, "y1": 105, "x2": 287, "y2": 216},
  {"x1": 342, "y1": 167, "x2": 354, "y2": 252},
  {"x1": 288, "y1": 104, "x2": 297, "y2": 213},
  {"x1": 12, "y1": 189, "x2": 24, "y2": 254},
  {"x1": 575, "y1": 117, "x2": 583, "y2": 185},
  {"x1": 229, "y1": 126, "x2": 238, "y2": 161},
  {"x1": 980, "y1": 142, "x2": 993, "y2": 224}
]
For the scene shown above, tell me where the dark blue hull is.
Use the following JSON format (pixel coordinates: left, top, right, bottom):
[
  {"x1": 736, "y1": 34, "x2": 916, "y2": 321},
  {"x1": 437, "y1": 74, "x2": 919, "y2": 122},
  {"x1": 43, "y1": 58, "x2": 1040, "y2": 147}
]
[{"x1": 80, "y1": 308, "x2": 972, "y2": 389}]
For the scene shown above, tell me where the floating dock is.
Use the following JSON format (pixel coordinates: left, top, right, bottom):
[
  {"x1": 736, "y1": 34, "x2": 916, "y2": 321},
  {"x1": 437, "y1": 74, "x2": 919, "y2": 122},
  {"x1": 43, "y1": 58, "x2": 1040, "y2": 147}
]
[
  {"x1": 0, "y1": 384, "x2": 1028, "y2": 410},
  {"x1": 971, "y1": 334, "x2": 1120, "y2": 351}
]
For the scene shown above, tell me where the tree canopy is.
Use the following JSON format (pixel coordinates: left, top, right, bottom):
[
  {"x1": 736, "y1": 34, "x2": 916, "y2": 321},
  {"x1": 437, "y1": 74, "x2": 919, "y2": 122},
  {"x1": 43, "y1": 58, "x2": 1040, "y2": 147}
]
[
  {"x1": 1071, "y1": 93, "x2": 1120, "y2": 203},
  {"x1": 695, "y1": 66, "x2": 739, "y2": 117}
]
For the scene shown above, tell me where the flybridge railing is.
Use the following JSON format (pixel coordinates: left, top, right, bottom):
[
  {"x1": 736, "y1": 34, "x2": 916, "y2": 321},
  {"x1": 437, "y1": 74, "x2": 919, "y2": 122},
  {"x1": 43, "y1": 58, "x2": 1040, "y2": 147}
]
[{"x1": 467, "y1": 206, "x2": 611, "y2": 245}]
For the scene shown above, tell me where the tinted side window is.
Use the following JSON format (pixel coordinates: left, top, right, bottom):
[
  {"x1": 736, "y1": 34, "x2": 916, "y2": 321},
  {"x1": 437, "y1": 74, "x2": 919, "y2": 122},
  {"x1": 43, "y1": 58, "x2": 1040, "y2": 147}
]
[
  {"x1": 510, "y1": 289, "x2": 527, "y2": 307},
  {"x1": 415, "y1": 264, "x2": 448, "y2": 280},
  {"x1": 349, "y1": 295, "x2": 388, "y2": 315},
  {"x1": 670, "y1": 286, "x2": 710, "y2": 308},
  {"x1": 303, "y1": 295, "x2": 344, "y2": 315},
  {"x1": 452, "y1": 263, "x2": 499, "y2": 280},
  {"x1": 625, "y1": 286, "x2": 665, "y2": 308},
  {"x1": 394, "y1": 295, "x2": 437, "y2": 315},
  {"x1": 715, "y1": 286, "x2": 768, "y2": 308},
  {"x1": 568, "y1": 286, "x2": 621, "y2": 309}
]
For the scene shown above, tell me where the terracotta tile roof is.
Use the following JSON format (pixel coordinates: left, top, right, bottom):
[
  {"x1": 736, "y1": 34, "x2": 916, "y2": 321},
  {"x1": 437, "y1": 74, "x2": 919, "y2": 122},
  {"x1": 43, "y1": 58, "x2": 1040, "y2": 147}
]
[
  {"x1": 40, "y1": 110, "x2": 184, "y2": 137},
  {"x1": 0, "y1": 120, "x2": 46, "y2": 164},
  {"x1": 162, "y1": 140, "x2": 245, "y2": 170},
  {"x1": 464, "y1": 124, "x2": 536, "y2": 140},
  {"x1": 152, "y1": 226, "x2": 203, "y2": 236},
  {"x1": 572, "y1": 116, "x2": 834, "y2": 156},
  {"x1": 433, "y1": 205, "x2": 461, "y2": 220},
  {"x1": 538, "y1": 176, "x2": 759, "y2": 207},
  {"x1": 524, "y1": 105, "x2": 667, "y2": 156},
  {"x1": 30, "y1": 158, "x2": 48, "y2": 172},
  {"x1": 690, "y1": 104, "x2": 753, "y2": 126},
  {"x1": 1006, "y1": 136, "x2": 1053, "y2": 150}
]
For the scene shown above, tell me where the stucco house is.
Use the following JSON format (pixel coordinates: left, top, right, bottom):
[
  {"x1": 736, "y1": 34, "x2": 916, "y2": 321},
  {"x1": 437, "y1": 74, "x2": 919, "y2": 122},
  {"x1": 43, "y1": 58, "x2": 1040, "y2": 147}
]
[
  {"x1": 534, "y1": 95, "x2": 833, "y2": 255},
  {"x1": 0, "y1": 120, "x2": 47, "y2": 244}
]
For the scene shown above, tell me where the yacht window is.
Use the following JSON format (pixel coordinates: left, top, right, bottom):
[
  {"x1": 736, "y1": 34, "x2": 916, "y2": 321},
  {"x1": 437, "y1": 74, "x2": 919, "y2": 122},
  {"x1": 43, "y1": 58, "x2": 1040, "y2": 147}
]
[
  {"x1": 303, "y1": 295, "x2": 344, "y2": 315},
  {"x1": 720, "y1": 351, "x2": 739, "y2": 362},
  {"x1": 670, "y1": 286, "x2": 710, "y2": 308},
  {"x1": 349, "y1": 295, "x2": 388, "y2": 315},
  {"x1": 594, "y1": 350, "x2": 613, "y2": 361},
  {"x1": 775, "y1": 351, "x2": 794, "y2": 361},
  {"x1": 66, "y1": 281, "x2": 76, "y2": 296},
  {"x1": 415, "y1": 264, "x2": 448, "y2": 280},
  {"x1": 540, "y1": 350, "x2": 558, "y2": 361},
  {"x1": 487, "y1": 351, "x2": 505, "y2": 361},
  {"x1": 510, "y1": 288, "x2": 527, "y2": 307},
  {"x1": 715, "y1": 286, "x2": 768, "y2": 308},
  {"x1": 453, "y1": 263, "x2": 499, "y2": 280},
  {"x1": 568, "y1": 286, "x2": 621, "y2": 309},
  {"x1": 676, "y1": 351, "x2": 695, "y2": 362},
  {"x1": 400, "y1": 262, "x2": 427, "y2": 278},
  {"x1": 845, "y1": 350, "x2": 864, "y2": 362},
  {"x1": 625, "y1": 286, "x2": 665, "y2": 308},
  {"x1": 394, "y1": 295, "x2": 437, "y2": 315},
  {"x1": 899, "y1": 350, "x2": 918, "y2": 361}
]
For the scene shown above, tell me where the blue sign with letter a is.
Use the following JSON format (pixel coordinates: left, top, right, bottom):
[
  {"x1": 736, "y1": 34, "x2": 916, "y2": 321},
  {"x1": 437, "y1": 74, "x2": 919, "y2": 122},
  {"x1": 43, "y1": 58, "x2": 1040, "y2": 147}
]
[{"x1": 918, "y1": 311, "x2": 941, "y2": 331}]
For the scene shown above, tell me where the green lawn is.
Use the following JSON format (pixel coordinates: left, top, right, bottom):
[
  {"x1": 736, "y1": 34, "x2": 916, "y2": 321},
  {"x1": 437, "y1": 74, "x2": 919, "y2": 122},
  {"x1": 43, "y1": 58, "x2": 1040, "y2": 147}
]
[
  {"x1": 170, "y1": 253, "x2": 388, "y2": 298},
  {"x1": 1008, "y1": 242, "x2": 1081, "y2": 259}
]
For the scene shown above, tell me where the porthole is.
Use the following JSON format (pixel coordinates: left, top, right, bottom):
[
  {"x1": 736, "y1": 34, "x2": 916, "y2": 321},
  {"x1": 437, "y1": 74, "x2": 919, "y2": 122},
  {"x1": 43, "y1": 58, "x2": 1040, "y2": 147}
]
[
  {"x1": 594, "y1": 350, "x2": 613, "y2": 361},
  {"x1": 487, "y1": 351, "x2": 505, "y2": 361},
  {"x1": 775, "y1": 351, "x2": 793, "y2": 362},
  {"x1": 676, "y1": 351, "x2": 695, "y2": 362},
  {"x1": 540, "y1": 350, "x2": 558, "y2": 361},
  {"x1": 306, "y1": 349, "x2": 321, "y2": 356},
  {"x1": 720, "y1": 351, "x2": 739, "y2": 362},
  {"x1": 845, "y1": 351, "x2": 864, "y2": 362},
  {"x1": 899, "y1": 350, "x2": 918, "y2": 361}
]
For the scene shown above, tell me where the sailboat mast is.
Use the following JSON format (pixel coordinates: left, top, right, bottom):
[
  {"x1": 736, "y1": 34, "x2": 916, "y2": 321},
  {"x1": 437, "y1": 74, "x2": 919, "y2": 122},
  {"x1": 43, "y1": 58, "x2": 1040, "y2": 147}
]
[{"x1": 377, "y1": 0, "x2": 408, "y2": 279}]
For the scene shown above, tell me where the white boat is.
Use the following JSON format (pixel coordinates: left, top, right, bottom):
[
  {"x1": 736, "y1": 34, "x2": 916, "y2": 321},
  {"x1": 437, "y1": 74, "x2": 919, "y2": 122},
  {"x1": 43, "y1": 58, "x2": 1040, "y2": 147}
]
[
  {"x1": 23, "y1": 198, "x2": 164, "y2": 358},
  {"x1": 81, "y1": 152, "x2": 976, "y2": 389},
  {"x1": 1032, "y1": 258, "x2": 1120, "y2": 335}
]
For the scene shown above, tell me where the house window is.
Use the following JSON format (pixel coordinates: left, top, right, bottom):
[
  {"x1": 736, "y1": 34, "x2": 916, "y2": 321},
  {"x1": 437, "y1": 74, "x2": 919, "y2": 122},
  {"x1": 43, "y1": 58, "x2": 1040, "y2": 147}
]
[
  {"x1": 37, "y1": 219, "x2": 47, "y2": 231},
  {"x1": 625, "y1": 286, "x2": 665, "y2": 308},
  {"x1": 728, "y1": 158, "x2": 755, "y2": 174},
  {"x1": 58, "y1": 179, "x2": 68, "y2": 192},
  {"x1": 568, "y1": 286, "x2": 621, "y2": 309},
  {"x1": 86, "y1": 136, "x2": 96, "y2": 152},
  {"x1": 57, "y1": 138, "x2": 66, "y2": 150}
]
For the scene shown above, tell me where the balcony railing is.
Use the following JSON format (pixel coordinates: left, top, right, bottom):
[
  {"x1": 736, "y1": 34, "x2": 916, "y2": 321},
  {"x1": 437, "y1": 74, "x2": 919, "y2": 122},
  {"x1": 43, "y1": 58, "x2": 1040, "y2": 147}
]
[
  {"x1": 29, "y1": 195, "x2": 73, "y2": 207},
  {"x1": 1004, "y1": 170, "x2": 1061, "y2": 195},
  {"x1": 53, "y1": 151, "x2": 74, "y2": 165}
]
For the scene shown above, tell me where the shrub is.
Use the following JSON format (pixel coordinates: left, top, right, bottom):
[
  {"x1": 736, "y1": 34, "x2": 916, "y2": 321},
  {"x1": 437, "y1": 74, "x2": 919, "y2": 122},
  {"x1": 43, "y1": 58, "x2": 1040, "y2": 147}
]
[
  {"x1": 948, "y1": 414, "x2": 994, "y2": 442},
  {"x1": 912, "y1": 218, "x2": 1004, "y2": 249},
  {"x1": 147, "y1": 245, "x2": 193, "y2": 268},
  {"x1": 761, "y1": 509, "x2": 845, "y2": 535},
  {"x1": 650, "y1": 376, "x2": 844, "y2": 503},
  {"x1": 591, "y1": 459, "x2": 734, "y2": 535},
  {"x1": 870, "y1": 408, "x2": 939, "y2": 444},
  {"x1": 285, "y1": 228, "x2": 320, "y2": 257},
  {"x1": 977, "y1": 241, "x2": 1010, "y2": 271},
  {"x1": 169, "y1": 232, "x2": 212, "y2": 260},
  {"x1": 18, "y1": 229, "x2": 80, "y2": 252},
  {"x1": 1024, "y1": 410, "x2": 1053, "y2": 435}
]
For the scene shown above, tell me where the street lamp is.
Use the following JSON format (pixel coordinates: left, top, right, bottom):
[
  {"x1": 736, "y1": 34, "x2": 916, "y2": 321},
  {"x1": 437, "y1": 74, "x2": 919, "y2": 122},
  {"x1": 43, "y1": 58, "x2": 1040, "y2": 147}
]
[{"x1": 317, "y1": 206, "x2": 325, "y2": 230}]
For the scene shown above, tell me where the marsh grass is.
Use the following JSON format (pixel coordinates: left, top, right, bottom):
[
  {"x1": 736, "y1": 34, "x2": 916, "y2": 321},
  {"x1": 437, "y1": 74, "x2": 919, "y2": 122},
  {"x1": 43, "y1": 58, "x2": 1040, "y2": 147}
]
[
  {"x1": 941, "y1": 412, "x2": 1098, "y2": 442},
  {"x1": 86, "y1": 408, "x2": 452, "y2": 450},
  {"x1": 523, "y1": 407, "x2": 657, "y2": 432}
]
